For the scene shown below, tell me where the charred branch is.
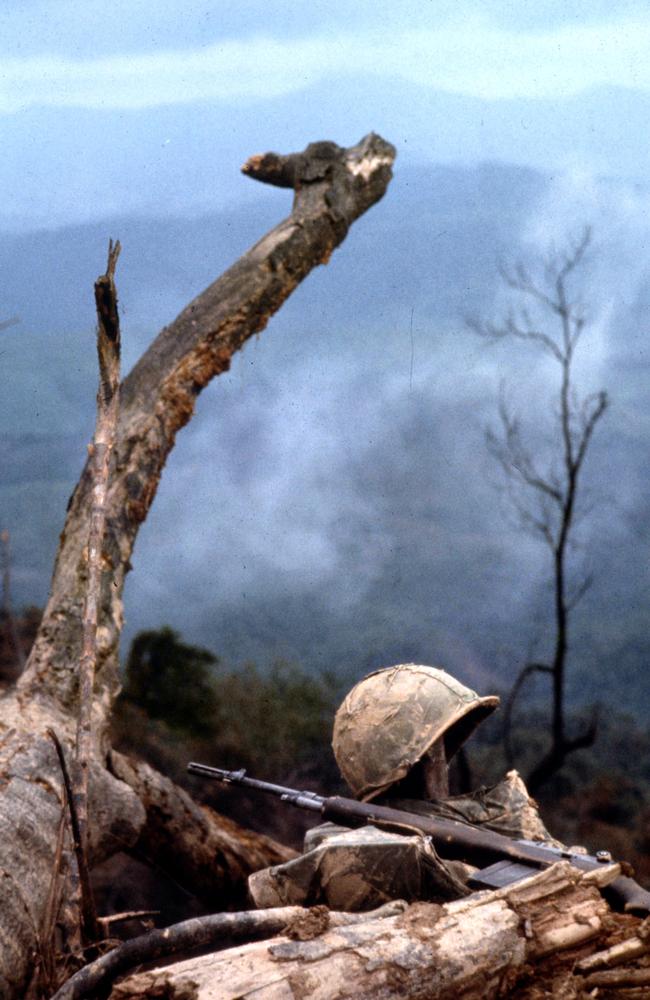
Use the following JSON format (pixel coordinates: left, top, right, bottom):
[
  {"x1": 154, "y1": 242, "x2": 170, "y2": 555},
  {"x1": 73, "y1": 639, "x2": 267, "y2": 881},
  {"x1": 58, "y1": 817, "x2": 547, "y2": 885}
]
[{"x1": 18, "y1": 133, "x2": 396, "y2": 721}]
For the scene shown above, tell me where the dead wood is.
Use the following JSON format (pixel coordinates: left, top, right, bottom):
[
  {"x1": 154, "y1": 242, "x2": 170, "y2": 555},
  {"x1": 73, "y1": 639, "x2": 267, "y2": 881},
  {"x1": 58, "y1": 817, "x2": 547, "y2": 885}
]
[
  {"x1": 70, "y1": 240, "x2": 123, "y2": 951},
  {"x1": 107, "y1": 863, "x2": 618, "y2": 1000},
  {"x1": 17, "y1": 132, "x2": 395, "y2": 723},
  {"x1": 576, "y1": 917, "x2": 650, "y2": 972},
  {"x1": 51, "y1": 903, "x2": 406, "y2": 1000},
  {"x1": 0, "y1": 133, "x2": 395, "y2": 999},
  {"x1": 582, "y1": 965, "x2": 650, "y2": 989},
  {"x1": 472, "y1": 229, "x2": 608, "y2": 791},
  {"x1": 47, "y1": 726, "x2": 98, "y2": 956},
  {"x1": 75, "y1": 238, "x2": 121, "y2": 848}
]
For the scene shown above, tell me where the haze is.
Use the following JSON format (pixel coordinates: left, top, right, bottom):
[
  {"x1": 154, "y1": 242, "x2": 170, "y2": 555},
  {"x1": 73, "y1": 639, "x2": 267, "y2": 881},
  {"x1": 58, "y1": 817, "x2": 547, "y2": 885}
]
[{"x1": 1, "y1": 2, "x2": 648, "y2": 712}]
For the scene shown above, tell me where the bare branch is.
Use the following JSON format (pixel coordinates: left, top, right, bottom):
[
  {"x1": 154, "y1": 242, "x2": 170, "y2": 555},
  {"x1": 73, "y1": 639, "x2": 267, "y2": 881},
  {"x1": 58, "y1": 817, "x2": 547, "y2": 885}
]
[
  {"x1": 96, "y1": 910, "x2": 159, "y2": 932},
  {"x1": 488, "y1": 395, "x2": 563, "y2": 506},
  {"x1": 470, "y1": 296, "x2": 566, "y2": 362},
  {"x1": 512, "y1": 502, "x2": 556, "y2": 548},
  {"x1": 569, "y1": 312, "x2": 586, "y2": 352},
  {"x1": 73, "y1": 241, "x2": 122, "y2": 947},
  {"x1": 499, "y1": 261, "x2": 560, "y2": 316},
  {"x1": 573, "y1": 391, "x2": 608, "y2": 473},
  {"x1": 51, "y1": 903, "x2": 404, "y2": 1000},
  {"x1": 504, "y1": 315, "x2": 565, "y2": 361},
  {"x1": 473, "y1": 225, "x2": 607, "y2": 791},
  {"x1": 486, "y1": 452, "x2": 556, "y2": 547},
  {"x1": 558, "y1": 226, "x2": 592, "y2": 283},
  {"x1": 47, "y1": 729, "x2": 97, "y2": 949},
  {"x1": 19, "y1": 134, "x2": 396, "y2": 717},
  {"x1": 566, "y1": 573, "x2": 594, "y2": 611}
]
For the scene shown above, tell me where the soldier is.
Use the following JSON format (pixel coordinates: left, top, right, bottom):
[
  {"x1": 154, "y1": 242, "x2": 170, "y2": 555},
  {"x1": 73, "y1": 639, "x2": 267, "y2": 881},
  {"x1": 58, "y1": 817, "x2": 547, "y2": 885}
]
[{"x1": 249, "y1": 663, "x2": 562, "y2": 911}]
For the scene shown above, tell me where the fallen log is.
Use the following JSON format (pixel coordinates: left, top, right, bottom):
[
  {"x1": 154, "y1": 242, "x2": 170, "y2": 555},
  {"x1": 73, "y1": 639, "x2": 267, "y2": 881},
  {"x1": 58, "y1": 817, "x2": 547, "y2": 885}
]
[
  {"x1": 107, "y1": 863, "x2": 625, "y2": 999},
  {"x1": 52, "y1": 902, "x2": 406, "y2": 1000}
]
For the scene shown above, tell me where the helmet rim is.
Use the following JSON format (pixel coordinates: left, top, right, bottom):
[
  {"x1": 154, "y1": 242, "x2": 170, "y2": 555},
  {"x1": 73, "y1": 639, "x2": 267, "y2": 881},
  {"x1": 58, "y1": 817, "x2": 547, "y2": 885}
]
[{"x1": 332, "y1": 663, "x2": 499, "y2": 801}]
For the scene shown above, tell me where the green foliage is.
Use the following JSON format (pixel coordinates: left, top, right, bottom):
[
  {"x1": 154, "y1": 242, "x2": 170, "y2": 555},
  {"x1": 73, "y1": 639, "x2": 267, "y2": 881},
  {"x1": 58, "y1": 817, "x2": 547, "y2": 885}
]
[
  {"x1": 210, "y1": 660, "x2": 338, "y2": 776},
  {"x1": 115, "y1": 626, "x2": 341, "y2": 783},
  {"x1": 120, "y1": 626, "x2": 218, "y2": 737}
]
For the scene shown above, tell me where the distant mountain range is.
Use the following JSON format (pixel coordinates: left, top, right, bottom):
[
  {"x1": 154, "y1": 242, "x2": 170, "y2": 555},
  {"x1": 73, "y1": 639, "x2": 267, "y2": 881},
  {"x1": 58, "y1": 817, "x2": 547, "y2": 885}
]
[
  {"x1": 2, "y1": 81, "x2": 648, "y2": 231},
  {"x1": 1, "y1": 156, "x2": 648, "y2": 717}
]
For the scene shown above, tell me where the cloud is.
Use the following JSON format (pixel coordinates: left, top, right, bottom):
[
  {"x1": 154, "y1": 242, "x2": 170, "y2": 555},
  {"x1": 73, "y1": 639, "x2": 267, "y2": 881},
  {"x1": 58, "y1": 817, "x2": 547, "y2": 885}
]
[
  {"x1": 521, "y1": 171, "x2": 650, "y2": 383},
  {"x1": 2, "y1": 16, "x2": 650, "y2": 112}
]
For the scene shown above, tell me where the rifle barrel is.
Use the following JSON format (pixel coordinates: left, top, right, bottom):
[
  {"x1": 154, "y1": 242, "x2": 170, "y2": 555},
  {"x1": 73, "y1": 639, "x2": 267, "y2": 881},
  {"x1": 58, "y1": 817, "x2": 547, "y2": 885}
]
[
  {"x1": 188, "y1": 762, "x2": 650, "y2": 915},
  {"x1": 186, "y1": 762, "x2": 324, "y2": 809}
]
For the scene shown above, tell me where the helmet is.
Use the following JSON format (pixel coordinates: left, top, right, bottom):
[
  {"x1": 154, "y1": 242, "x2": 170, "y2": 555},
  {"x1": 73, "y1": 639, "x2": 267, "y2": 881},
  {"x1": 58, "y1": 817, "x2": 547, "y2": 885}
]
[{"x1": 332, "y1": 664, "x2": 499, "y2": 801}]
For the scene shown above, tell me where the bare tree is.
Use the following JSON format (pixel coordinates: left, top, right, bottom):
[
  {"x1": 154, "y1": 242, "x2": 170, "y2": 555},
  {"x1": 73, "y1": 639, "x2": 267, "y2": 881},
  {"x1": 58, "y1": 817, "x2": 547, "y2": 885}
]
[
  {"x1": 0, "y1": 133, "x2": 396, "y2": 998},
  {"x1": 470, "y1": 227, "x2": 608, "y2": 793}
]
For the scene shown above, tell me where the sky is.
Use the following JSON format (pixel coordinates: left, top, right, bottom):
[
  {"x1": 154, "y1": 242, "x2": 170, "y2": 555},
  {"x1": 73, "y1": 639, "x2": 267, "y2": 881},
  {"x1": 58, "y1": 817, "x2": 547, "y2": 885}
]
[
  {"x1": 1, "y1": 2, "x2": 648, "y2": 703},
  {"x1": 2, "y1": 3, "x2": 649, "y2": 231},
  {"x1": 2, "y1": 3, "x2": 650, "y2": 110}
]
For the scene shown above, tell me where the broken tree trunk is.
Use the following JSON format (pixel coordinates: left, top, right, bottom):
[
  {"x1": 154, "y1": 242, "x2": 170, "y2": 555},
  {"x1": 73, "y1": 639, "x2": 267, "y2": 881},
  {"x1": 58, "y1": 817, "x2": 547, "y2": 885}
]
[
  {"x1": 0, "y1": 133, "x2": 396, "y2": 999},
  {"x1": 108, "y1": 863, "x2": 633, "y2": 1000}
]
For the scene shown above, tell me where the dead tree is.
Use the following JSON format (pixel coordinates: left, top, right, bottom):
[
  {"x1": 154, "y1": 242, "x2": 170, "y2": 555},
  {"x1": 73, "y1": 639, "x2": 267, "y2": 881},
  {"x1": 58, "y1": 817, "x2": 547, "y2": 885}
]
[
  {"x1": 0, "y1": 133, "x2": 396, "y2": 999},
  {"x1": 470, "y1": 228, "x2": 608, "y2": 793}
]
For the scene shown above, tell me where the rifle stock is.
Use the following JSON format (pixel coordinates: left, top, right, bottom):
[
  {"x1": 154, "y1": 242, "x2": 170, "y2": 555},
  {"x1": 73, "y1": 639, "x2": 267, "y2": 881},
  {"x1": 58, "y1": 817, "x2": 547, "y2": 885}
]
[{"x1": 187, "y1": 762, "x2": 650, "y2": 915}]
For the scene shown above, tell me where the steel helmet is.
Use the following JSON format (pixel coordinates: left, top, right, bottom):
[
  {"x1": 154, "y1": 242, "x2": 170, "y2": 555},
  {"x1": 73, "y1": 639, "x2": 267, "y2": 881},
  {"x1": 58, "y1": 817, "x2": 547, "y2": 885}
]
[{"x1": 332, "y1": 663, "x2": 499, "y2": 801}]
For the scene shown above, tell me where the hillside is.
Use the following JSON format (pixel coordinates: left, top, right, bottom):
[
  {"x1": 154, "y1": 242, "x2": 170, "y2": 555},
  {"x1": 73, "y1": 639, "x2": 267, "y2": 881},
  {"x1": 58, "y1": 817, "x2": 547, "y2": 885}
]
[{"x1": 1, "y1": 157, "x2": 648, "y2": 713}]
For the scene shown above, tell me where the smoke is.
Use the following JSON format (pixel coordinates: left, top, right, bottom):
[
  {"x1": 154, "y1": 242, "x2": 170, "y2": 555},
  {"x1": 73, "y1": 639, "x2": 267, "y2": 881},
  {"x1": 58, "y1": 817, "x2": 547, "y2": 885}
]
[{"x1": 3, "y1": 158, "x2": 648, "y2": 708}]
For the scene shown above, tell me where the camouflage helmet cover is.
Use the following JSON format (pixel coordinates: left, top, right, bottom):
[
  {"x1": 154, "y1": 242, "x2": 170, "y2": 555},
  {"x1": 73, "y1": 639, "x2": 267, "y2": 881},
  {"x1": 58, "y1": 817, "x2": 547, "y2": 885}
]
[{"x1": 332, "y1": 663, "x2": 499, "y2": 801}]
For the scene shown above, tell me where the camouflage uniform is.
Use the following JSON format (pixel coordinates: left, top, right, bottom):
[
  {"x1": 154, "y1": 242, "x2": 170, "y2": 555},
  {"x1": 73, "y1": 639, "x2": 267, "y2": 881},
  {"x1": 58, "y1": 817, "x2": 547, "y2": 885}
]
[{"x1": 249, "y1": 665, "x2": 563, "y2": 911}]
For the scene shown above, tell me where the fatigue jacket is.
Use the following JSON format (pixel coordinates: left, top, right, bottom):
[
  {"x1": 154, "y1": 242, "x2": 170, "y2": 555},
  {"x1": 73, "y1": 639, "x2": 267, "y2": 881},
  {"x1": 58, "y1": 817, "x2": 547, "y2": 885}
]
[{"x1": 249, "y1": 770, "x2": 565, "y2": 911}]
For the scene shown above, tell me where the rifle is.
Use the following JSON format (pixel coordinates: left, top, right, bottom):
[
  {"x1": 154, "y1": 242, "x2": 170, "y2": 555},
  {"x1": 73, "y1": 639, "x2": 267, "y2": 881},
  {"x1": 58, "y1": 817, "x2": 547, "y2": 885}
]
[{"x1": 187, "y1": 762, "x2": 650, "y2": 916}]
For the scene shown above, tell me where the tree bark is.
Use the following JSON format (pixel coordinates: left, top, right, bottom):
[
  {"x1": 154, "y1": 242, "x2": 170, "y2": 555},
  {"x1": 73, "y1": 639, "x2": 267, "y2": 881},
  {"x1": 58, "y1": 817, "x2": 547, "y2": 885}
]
[
  {"x1": 17, "y1": 132, "x2": 395, "y2": 722},
  {"x1": 0, "y1": 133, "x2": 395, "y2": 999},
  {"x1": 106, "y1": 863, "x2": 627, "y2": 1000},
  {"x1": 52, "y1": 903, "x2": 406, "y2": 1000}
]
